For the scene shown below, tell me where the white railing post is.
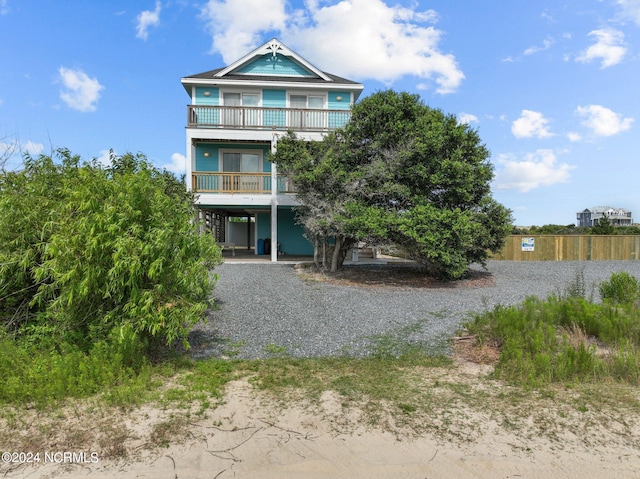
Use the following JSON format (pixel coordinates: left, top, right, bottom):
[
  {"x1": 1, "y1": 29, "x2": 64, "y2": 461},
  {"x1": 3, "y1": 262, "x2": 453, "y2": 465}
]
[{"x1": 271, "y1": 134, "x2": 278, "y2": 262}]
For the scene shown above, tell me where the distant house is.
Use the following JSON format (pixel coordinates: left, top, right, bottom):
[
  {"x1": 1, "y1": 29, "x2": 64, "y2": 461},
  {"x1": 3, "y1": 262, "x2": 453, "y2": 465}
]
[
  {"x1": 577, "y1": 206, "x2": 633, "y2": 227},
  {"x1": 181, "y1": 38, "x2": 364, "y2": 260}
]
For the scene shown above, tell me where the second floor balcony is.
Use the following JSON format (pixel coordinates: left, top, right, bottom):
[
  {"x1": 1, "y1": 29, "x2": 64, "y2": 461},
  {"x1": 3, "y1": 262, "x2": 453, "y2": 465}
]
[
  {"x1": 188, "y1": 105, "x2": 351, "y2": 132},
  {"x1": 192, "y1": 172, "x2": 295, "y2": 194}
]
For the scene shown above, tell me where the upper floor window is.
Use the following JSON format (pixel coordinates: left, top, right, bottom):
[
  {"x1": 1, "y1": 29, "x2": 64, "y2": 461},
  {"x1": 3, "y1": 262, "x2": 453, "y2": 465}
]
[
  {"x1": 289, "y1": 94, "x2": 325, "y2": 128},
  {"x1": 223, "y1": 92, "x2": 260, "y2": 126}
]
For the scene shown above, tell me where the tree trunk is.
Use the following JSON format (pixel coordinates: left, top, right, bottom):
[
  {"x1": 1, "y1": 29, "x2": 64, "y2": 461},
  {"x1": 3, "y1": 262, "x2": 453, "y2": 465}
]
[
  {"x1": 331, "y1": 235, "x2": 342, "y2": 272},
  {"x1": 322, "y1": 236, "x2": 327, "y2": 270},
  {"x1": 313, "y1": 235, "x2": 320, "y2": 269}
]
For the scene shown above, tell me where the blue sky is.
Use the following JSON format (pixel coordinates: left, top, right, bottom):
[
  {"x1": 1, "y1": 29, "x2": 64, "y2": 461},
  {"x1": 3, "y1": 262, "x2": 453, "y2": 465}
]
[{"x1": 1, "y1": 0, "x2": 638, "y2": 226}]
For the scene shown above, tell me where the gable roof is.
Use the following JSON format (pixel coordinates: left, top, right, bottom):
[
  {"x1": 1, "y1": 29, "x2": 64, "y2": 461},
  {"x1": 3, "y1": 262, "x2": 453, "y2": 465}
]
[
  {"x1": 216, "y1": 38, "x2": 332, "y2": 81},
  {"x1": 182, "y1": 38, "x2": 363, "y2": 96}
]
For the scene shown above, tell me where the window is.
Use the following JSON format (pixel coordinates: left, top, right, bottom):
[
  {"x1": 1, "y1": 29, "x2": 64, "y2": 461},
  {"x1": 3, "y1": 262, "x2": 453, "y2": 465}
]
[
  {"x1": 221, "y1": 151, "x2": 262, "y2": 192},
  {"x1": 289, "y1": 94, "x2": 325, "y2": 129},
  {"x1": 222, "y1": 92, "x2": 260, "y2": 126},
  {"x1": 222, "y1": 152, "x2": 260, "y2": 172}
]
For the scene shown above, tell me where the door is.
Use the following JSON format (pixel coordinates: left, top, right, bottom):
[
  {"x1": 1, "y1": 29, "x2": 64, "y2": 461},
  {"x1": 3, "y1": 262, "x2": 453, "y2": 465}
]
[{"x1": 223, "y1": 153, "x2": 260, "y2": 191}]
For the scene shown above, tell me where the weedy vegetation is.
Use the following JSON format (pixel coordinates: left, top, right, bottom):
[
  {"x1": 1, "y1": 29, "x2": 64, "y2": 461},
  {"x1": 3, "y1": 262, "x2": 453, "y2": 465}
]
[{"x1": 464, "y1": 270, "x2": 640, "y2": 387}]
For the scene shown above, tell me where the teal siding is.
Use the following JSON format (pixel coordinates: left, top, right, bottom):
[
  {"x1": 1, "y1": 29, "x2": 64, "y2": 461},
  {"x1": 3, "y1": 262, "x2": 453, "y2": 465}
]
[
  {"x1": 263, "y1": 89, "x2": 286, "y2": 107},
  {"x1": 194, "y1": 144, "x2": 270, "y2": 172},
  {"x1": 328, "y1": 92, "x2": 350, "y2": 110},
  {"x1": 257, "y1": 210, "x2": 312, "y2": 256},
  {"x1": 262, "y1": 89, "x2": 286, "y2": 128},
  {"x1": 263, "y1": 153, "x2": 271, "y2": 173},
  {"x1": 257, "y1": 212, "x2": 271, "y2": 241},
  {"x1": 277, "y1": 207, "x2": 313, "y2": 255},
  {"x1": 195, "y1": 87, "x2": 219, "y2": 105},
  {"x1": 238, "y1": 54, "x2": 314, "y2": 77},
  {"x1": 195, "y1": 145, "x2": 219, "y2": 171},
  {"x1": 328, "y1": 91, "x2": 351, "y2": 129}
]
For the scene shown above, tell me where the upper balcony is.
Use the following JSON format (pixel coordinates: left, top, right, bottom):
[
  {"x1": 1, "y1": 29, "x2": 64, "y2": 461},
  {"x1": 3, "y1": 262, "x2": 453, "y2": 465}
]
[
  {"x1": 187, "y1": 105, "x2": 351, "y2": 132},
  {"x1": 192, "y1": 172, "x2": 295, "y2": 194}
]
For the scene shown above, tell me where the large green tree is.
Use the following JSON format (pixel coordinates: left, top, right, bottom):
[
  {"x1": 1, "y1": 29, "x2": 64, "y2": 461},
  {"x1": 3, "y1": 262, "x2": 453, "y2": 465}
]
[
  {"x1": 272, "y1": 90, "x2": 512, "y2": 279},
  {"x1": 0, "y1": 149, "x2": 221, "y2": 349}
]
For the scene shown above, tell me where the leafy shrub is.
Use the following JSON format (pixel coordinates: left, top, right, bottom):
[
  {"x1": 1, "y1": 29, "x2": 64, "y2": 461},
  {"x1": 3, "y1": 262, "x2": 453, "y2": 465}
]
[
  {"x1": 0, "y1": 149, "x2": 221, "y2": 350},
  {"x1": 599, "y1": 271, "x2": 640, "y2": 305}
]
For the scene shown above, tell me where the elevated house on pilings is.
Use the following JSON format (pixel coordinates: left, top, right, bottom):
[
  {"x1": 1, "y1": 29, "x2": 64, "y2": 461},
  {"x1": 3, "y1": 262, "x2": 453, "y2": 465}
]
[
  {"x1": 182, "y1": 38, "x2": 364, "y2": 260},
  {"x1": 577, "y1": 206, "x2": 633, "y2": 227}
]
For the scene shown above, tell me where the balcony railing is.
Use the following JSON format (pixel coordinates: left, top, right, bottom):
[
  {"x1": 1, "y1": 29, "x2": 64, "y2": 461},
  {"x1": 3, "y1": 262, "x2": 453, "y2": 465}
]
[
  {"x1": 192, "y1": 172, "x2": 295, "y2": 194},
  {"x1": 188, "y1": 105, "x2": 351, "y2": 131}
]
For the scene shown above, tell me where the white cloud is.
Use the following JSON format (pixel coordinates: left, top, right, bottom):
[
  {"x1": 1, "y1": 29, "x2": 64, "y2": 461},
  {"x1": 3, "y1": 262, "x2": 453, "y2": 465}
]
[
  {"x1": 201, "y1": 0, "x2": 287, "y2": 60},
  {"x1": 0, "y1": 140, "x2": 17, "y2": 160},
  {"x1": 0, "y1": 139, "x2": 44, "y2": 170},
  {"x1": 58, "y1": 67, "x2": 104, "y2": 112},
  {"x1": 95, "y1": 149, "x2": 114, "y2": 167},
  {"x1": 458, "y1": 112, "x2": 478, "y2": 125},
  {"x1": 576, "y1": 29, "x2": 626, "y2": 68},
  {"x1": 136, "y1": 1, "x2": 162, "y2": 40},
  {"x1": 0, "y1": 0, "x2": 8, "y2": 15},
  {"x1": 616, "y1": 0, "x2": 640, "y2": 25},
  {"x1": 200, "y1": 0, "x2": 464, "y2": 94},
  {"x1": 576, "y1": 104, "x2": 634, "y2": 136},
  {"x1": 511, "y1": 110, "x2": 553, "y2": 139},
  {"x1": 494, "y1": 149, "x2": 575, "y2": 193},
  {"x1": 162, "y1": 153, "x2": 186, "y2": 175},
  {"x1": 21, "y1": 141, "x2": 44, "y2": 155},
  {"x1": 566, "y1": 132, "x2": 582, "y2": 142},
  {"x1": 524, "y1": 37, "x2": 554, "y2": 56}
]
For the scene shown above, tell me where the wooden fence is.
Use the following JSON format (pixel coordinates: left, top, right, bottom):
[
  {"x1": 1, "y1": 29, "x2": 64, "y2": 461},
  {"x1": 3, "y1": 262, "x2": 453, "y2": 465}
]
[{"x1": 490, "y1": 235, "x2": 640, "y2": 261}]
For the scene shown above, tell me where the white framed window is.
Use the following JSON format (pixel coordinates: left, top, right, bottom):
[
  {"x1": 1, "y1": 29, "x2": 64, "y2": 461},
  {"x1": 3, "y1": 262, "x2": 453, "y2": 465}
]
[
  {"x1": 222, "y1": 91, "x2": 261, "y2": 126},
  {"x1": 220, "y1": 149, "x2": 263, "y2": 192},
  {"x1": 288, "y1": 93, "x2": 326, "y2": 128},
  {"x1": 221, "y1": 151, "x2": 261, "y2": 172}
]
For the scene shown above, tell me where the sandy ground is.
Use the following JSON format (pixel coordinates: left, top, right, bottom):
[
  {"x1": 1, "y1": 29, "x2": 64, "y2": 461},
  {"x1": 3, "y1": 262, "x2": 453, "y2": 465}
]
[{"x1": 3, "y1": 364, "x2": 640, "y2": 479}]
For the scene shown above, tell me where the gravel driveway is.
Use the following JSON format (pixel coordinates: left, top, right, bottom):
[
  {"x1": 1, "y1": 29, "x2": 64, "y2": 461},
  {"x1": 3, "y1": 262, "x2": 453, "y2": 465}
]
[{"x1": 188, "y1": 260, "x2": 640, "y2": 360}]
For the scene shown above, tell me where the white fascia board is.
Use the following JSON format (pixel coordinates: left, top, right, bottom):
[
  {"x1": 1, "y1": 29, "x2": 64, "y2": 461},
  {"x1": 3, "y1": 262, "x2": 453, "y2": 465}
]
[
  {"x1": 183, "y1": 77, "x2": 363, "y2": 93},
  {"x1": 187, "y1": 128, "x2": 276, "y2": 143},
  {"x1": 194, "y1": 193, "x2": 274, "y2": 207}
]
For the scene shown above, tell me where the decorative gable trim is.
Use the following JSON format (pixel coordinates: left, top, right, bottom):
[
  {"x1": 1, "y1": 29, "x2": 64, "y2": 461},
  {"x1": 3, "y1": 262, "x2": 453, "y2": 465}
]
[{"x1": 215, "y1": 38, "x2": 333, "y2": 82}]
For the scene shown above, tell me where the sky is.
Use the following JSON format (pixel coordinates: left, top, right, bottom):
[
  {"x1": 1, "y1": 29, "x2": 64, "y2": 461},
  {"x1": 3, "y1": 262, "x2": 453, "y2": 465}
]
[{"x1": 0, "y1": 0, "x2": 639, "y2": 226}]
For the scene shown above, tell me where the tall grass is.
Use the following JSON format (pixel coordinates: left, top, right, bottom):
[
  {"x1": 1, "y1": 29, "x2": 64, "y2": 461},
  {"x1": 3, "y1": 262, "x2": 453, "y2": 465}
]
[
  {"x1": 0, "y1": 331, "x2": 157, "y2": 408},
  {"x1": 465, "y1": 271, "x2": 640, "y2": 386}
]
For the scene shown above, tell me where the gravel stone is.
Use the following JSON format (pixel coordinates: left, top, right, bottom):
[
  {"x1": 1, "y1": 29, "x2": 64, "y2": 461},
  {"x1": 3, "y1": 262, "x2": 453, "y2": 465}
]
[{"x1": 188, "y1": 260, "x2": 640, "y2": 360}]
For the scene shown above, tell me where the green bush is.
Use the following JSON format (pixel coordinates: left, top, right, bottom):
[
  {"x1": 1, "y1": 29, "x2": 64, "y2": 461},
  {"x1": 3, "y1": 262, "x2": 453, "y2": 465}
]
[
  {"x1": 599, "y1": 271, "x2": 640, "y2": 305},
  {"x1": 0, "y1": 149, "x2": 221, "y2": 350}
]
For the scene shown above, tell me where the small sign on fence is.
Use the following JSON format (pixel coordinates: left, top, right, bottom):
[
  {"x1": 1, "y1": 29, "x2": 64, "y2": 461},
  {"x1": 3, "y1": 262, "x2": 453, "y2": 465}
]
[{"x1": 521, "y1": 237, "x2": 535, "y2": 252}]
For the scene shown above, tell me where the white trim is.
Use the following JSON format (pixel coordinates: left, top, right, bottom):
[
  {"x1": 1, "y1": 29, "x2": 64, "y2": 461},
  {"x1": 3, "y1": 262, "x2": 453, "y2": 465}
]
[
  {"x1": 270, "y1": 200, "x2": 278, "y2": 262},
  {"x1": 183, "y1": 77, "x2": 363, "y2": 92}
]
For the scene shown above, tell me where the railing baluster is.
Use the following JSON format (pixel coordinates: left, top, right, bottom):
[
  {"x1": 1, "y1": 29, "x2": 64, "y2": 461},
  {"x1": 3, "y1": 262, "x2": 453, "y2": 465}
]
[
  {"x1": 187, "y1": 105, "x2": 350, "y2": 131},
  {"x1": 191, "y1": 172, "x2": 295, "y2": 194}
]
